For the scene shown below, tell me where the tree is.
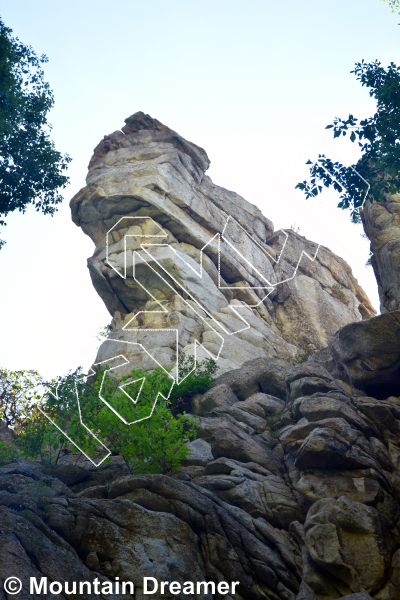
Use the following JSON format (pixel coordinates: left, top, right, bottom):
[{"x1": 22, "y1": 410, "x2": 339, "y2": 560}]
[
  {"x1": 0, "y1": 367, "x2": 42, "y2": 428},
  {"x1": 16, "y1": 353, "x2": 218, "y2": 472},
  {"x1": 380, "y1": 0, "x2": 400, "y2": 14},
  {"x1": 0, "y1": 17, "x2": 71, "y2": 248},
  {"x1": 295, "y1": 60, "x2": 400, "y2": 222}
]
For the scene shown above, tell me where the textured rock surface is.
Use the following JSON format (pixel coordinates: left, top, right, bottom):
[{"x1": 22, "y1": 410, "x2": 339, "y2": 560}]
[
  {"x1": 2, "y1": 113, "x2": 397, "y2": 600},
  {"x1": 362, "y1": 193, "x2": 400, "y2": 314},
  {"x1": 70, "y1": 112, "x2": 375, "y2": 376},
  {"x1": 1, "y1": 357, "x2": 400, "y2": 599},
  {"x1": 328, "y1": 311, "x2": 400, "y2": 398}
]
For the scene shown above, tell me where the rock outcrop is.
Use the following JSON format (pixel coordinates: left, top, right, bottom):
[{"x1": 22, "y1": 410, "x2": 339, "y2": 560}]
[
  {"x1": 362, "y1": 193, "x2": 400, "y2": 314},
  {"x1": 3, "y1": 113, "x2": 399, "y2": 600},
  {"x1": 328, "y1": 311, "x2": 400, "y2": 398},
  {"x1": 1, "y1": 356, "x2": 400, "y2": 599},
  {"x1": 70, "y1": 112, "x2": 375, "y2": 376}
]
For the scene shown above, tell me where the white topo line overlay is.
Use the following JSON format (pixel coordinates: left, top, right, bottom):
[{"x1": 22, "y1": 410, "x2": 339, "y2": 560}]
[
  {"x1": 308, "y1": 160, "x2": 371, "y2": 207},
  {"x1": 39, "y1": 215, "x2": 319, "y2": 465}
]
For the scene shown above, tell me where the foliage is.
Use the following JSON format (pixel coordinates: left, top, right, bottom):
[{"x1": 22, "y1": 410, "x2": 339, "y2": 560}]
[
  {"x1": 265, "y1": 410, "x2": 283, "y2": 427},
  {"x1": 278, "y1": 349, "x2": 312, "y2": 366},
  {"x1": 269, "y1": 425, "x2": 286, "y2": 439},
  {"x1": 0, "y1": 438, "x2": 19, "y2": 463},
  {"x1": 331, "y1": 284, "x2": 349, "y2": 306},
  {"x1": 297, "y1": 350, "x2": 312, "y2": 363},
  {"x1": 0, "y1": 17, "x2": 71, "y2": 248},
  {"x1": 16, "y1": 405, "x2": 54, "y2": 463},
  {"x1": 266, "y1": 411, "x2": 285, "y2": 439},
  {"x1": 380, "y1": 0, "x2": 400, "y2": 13},
  {"x1": 96, "y1": 324, "x2": 113, "y2": 342},
  {"x1": 18, "y1": 359, "x2": 203, "y2": 474},
  {"x1": 0, "y1": 367, "x2": 43, "y2": 428},
  {"x1": 168, "y1": 352, "x2": 219, "y2": 410},
  {"x1": 295, "y1": 60, "x2": 400, "y2": 221}
]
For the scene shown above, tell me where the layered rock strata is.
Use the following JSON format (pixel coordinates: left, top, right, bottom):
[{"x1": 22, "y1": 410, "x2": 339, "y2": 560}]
[
  {"x1": 70, "y1": 112, "x2": 375, "y2": 376},
  {"x1": 2, "y1": 113, "x2": 397, "y2": 600},
  {"x1": 1, "y1": 356, "x2": 400, "y2": 599},
  {"x1": 362, "y1": 193, "x2": 400, "y2": 314}
]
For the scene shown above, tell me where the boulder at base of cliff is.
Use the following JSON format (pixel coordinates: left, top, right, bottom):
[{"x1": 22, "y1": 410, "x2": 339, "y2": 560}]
[{"x1": 328, "y1": 311, "x2": 400, "y2": 398}]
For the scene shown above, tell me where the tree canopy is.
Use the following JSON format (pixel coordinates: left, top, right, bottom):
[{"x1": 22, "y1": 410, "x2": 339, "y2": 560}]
[
  {"x1": 0, "y1": 17, "x2": 71, "y2": 248},
  {"x1": 295, "y1": 59, "x2": 400, "y2": 222},
  {"x1": 380, "y1": 0, "x2": 400, "y2": 14}
]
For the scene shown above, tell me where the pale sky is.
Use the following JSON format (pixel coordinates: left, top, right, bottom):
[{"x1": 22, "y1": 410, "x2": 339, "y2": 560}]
[{"x1": 0, "y1": 0, "x2": 398, "y2": 379}]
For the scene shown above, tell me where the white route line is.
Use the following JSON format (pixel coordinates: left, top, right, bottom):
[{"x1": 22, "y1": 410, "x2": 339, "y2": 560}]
[
  {"x1": 217, "y1": 216, "x2": 286, "y2": 289},
  {"x1": 40, "y1": 214, "x2": 320, "y2": 464},
  {"x1": 39, "y1": 380, "x2": 112, "y2": 467},
  {"x1": 122, "y1": 251, "x2": 226, "y2": 380},
  {"x1": 95, "y1": 352, "x2": 175, "y2": 425},
  {"x1": 311, "y1": 160, "x2": 371, "y2": 207}
]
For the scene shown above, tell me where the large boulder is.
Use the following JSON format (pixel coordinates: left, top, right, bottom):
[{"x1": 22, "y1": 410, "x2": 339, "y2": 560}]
[
  {"x1": 362, "y1": 193, "x2": 400, "y2": 314},
  {"x1": 329, "y1": 311, "x2": 400, "y2": 398},
  {"x1": 191, "y1": 383, "x2": 238, "y2": 415},
  {"x1": 6, "y1": 110, "x2": 393, "y2": 599},
  {"x1": 70, "y1": 111, "x2": 375, "y2": 376},
  {"x1": 304, "y1": 496, "x2": 395, "y2": 594}
]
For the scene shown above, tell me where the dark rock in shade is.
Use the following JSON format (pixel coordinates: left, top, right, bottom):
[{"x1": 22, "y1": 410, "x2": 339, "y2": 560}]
[
  {"x1": 213, "y1": 367, "x2": 262, "y2": 400},
  {"x1": 210, "y1": 426, "x2": 284, "y2": 475},
  {"x1": 308, "y1": 345, "x2": 351, "y2": 384},
  {"x1": 328, "y1": 311, "x2": 400, "y2": 398},
  {"x1": 248, "y1": 360, "x2": 289, "y2": 400},
  {"x1": 42, "y1": 464, "x2": 91, "y2": 486},
  {"x1": 294, "y1": 425, "x2": 381, "y2": 472},
  {"x1": 337, "y1": 594, "x2": 373, "y2": 600},
  {"x1": 304, "y1": 496, "x2": 395, "y2": 594},
  {"x1": 190, "y1": 383, "x2": 238, "y2": 415}
]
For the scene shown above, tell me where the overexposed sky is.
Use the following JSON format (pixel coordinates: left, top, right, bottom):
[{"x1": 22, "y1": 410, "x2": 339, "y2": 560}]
[{"x1": 0, "y1": 0, "x2": 398, "y2": 379}]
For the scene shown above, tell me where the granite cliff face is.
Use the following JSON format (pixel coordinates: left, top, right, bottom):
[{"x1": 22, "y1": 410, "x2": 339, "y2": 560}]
[
  {"x1": 362, "y1": 193, "x2": 400, "y2": 314},
  {"x1": 70, "y1": 112, "x2": 375, "y2": 376},
  {"x1": 1, "y1": 355, "x2": 400, "y2": 600},
  {"x1": 2, "y1": 114, "x2": 400, "y2": 600}
]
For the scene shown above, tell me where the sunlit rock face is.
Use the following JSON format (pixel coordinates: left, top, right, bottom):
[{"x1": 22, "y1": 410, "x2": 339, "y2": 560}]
[
  {"x1": 362, "y1": 192, "x2": 400, "y2": 313},
  {"x1": 70, "y1": 111, "x2": 375, "y2": 375},
  {"x1": 1, "y1": 114, "x2": 400, "y2": 600}
]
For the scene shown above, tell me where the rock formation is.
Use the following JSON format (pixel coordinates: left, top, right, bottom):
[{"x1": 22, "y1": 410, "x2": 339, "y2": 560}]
[
  {"x1": 2, "y1": 113, "x2": 400, "y2": 600},
  {"x1": 70, "y1": 112, "x2": 375, "y2": 376},
  {"x1": 362, "y1": 194, "x2": 400, "y2": 314}
]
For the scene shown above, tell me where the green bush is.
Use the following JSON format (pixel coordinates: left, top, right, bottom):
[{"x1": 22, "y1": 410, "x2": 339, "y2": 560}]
[
  {"x1": 0, "y1": 438, "x2": 19, "y2": 463},
  {"x1": 277, "y1": 349, "x2": 312, "y2": 366},
  {"x1": 15, "y1": 354, "x2": 219, "y2": 474},
  {"x1": 0, "y1": 367, "x2": 43, "y2": 428},
  {"x1": 167, "y1": 353, "x2": 219, "y2": 412}
]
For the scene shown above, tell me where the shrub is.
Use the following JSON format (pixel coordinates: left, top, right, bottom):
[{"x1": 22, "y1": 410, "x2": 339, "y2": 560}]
[
  {"x1": 297, "y1": 350, "x2": 312, "y2": 363},
  {"x1": 0, "y1": 438, "x2": 19, "y2": 463},
  {"x1": 331, "y1": 284, "x2": 349, "y2": 305},
  {"x1": 277, "y1": 349, "x2": 313, "y2": 366},
  {"x1": 0, "y1": 367, "x2": 43, "y2": 428},
  {"x1": 16, "y1": 357, "x2": 214, "y2": 474},
  {"x1": 167, "y1": 353, "x2": 219, "y2": 413}
]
